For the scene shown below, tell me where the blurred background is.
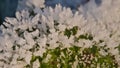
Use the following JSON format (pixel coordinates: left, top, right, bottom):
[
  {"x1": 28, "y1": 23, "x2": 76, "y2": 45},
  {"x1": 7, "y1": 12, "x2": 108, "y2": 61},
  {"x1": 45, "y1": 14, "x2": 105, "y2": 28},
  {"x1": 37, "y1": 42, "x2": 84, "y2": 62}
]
[
  {"x1": 0, "y1": 0, "x2": 103, "y2": 25},
  {"x1": 0, "y1": 0, "x2": 18, "y2": 24}
]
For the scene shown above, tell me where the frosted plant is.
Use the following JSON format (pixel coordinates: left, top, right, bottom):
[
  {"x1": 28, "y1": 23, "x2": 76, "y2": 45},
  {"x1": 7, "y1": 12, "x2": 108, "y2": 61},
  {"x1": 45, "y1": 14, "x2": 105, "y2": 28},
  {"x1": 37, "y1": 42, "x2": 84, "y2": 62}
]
[
  {"x1": 17, "y1": 0, "x2": 45, "y2": 11},
  {"x1": 79, "y1": 0, "x2": 120, "y2": 48},
  {"x1": 0, "y1": 5, "x2": 91, "y2": 67},
  {"x1": 45, "y1": 0, "x2": 102, "y2": 9},
  {"x1": 0, "y1": 5, "x2": 82, "y2": 67},
  {"x1": 78, "y1": 0, "x2": 120, "y2": 65},
  {"x1": 0, "y1": 0, "x2": 120, "y2": 67}
]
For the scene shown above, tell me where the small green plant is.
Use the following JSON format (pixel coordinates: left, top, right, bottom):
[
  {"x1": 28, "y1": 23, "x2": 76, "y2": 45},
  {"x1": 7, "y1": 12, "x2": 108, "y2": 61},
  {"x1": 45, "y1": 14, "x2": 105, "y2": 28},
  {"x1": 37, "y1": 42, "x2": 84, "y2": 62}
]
[
  {"x1": 26, "y1": 45, "x2": 118, "y2": 68},
  {"x1": 64, "y1": 26, "x2": 78, "y2": 38}
]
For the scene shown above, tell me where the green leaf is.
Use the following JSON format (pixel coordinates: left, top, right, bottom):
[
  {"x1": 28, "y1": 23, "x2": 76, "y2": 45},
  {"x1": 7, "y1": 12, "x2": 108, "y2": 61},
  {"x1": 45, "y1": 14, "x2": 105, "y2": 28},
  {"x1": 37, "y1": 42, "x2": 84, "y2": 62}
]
[
  {"x1": 40, "y1": 63, "x2": 50, "y2": 68},
  {"x1": 62, "y1": 48, "x2": 67, "y2": 57},
  {"x1": 64, "y1": 28, "x2": 71, "y2": 38},
  {"x1": 53, "y1": 47, "x2": 60, "y2": 56},
  {"x1": 90, "y1": 45, "x2": 99, "y2": 55},
  {"x1": 25, "y1": 64, "x2": 31, "y2": 68},
  {"x1": 38, "y1": 56, "x2": 43, "y2": 62},
  {"x1": 71, "y1": 26, "x2": 78, "y2": 35},
  {"x1": 30, "y1": 55, "x2": 37, "y2": 63},
  {"x1": 116, "y1": 44, "x2": 120, "y2": 54},
  {"x1": 79, "y1": 34, "x2": 93, "y2": 40}
]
